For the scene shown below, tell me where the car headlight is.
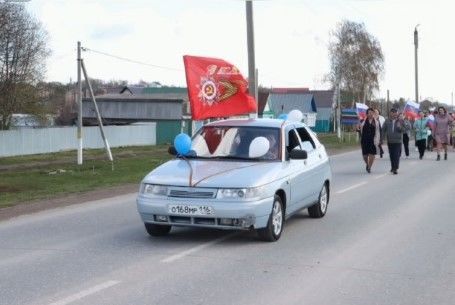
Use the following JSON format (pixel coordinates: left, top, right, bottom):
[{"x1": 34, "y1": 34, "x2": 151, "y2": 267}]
[
  {"x1": 217, "y1": 186, "x2": 265, "y2": 200},
  {"x1": 141, "y1": 184, "x2": 168, "y2": 196}
]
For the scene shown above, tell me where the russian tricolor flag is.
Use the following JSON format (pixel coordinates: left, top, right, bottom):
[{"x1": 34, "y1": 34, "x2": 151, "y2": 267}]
[
  {"x1": 404, "y1": 101, "x2": 420, "y2": 119},
  {"x1": 355, "y1": 103, "x2": 369, "y2": 120}
]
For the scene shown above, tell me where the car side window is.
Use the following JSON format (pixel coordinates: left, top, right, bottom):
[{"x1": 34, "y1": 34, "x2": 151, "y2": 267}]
[
  {"x1": 296, "y1": 126, "x2": 316, "y2": 150},
  {"x1": 287, "y1": 129, "x2": 301, "y2": 153}
]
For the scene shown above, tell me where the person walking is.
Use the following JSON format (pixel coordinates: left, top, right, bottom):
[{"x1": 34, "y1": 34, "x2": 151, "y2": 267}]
[
  {"x1": 359, "y1": 108, "x2": 381, "y2": 173},
  {"x1": 374, "y1": 108, "x2": 385, "y2": 158},
  {"x1": 382, "y1": 108, "x2": 408, "y2": 175},
  {"x1": 433, "y1": 106, "x2": 454, "y2": 160},
  {"x1": 413, "y1": 110, "x2": 429, "y2": 160},
  {"x1": 400, "y1": 113, "x2": 412, "y2": 158}
]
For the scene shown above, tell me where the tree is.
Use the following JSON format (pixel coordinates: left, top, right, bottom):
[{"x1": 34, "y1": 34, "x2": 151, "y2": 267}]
[
  {"x1": 328, "y1": 20, "x2": 384, "y2": 106},
  {"x1": 0, "y1": 3, "x2": 50, "y2": 130}
]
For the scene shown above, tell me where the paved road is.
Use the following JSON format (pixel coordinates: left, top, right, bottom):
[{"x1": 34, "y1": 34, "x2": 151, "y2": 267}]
[{"x1": 1, "y1": 148, "x2": 454, "y2": 305}]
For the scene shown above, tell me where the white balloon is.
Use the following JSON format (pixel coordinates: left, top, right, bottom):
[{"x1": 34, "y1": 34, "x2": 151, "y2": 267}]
[
  {"x1": 249, "y1": 137, "x2": 270, "y2": 158},
  {"x1": 288, "y1": 109, "x2": 303, "y2": 122}
]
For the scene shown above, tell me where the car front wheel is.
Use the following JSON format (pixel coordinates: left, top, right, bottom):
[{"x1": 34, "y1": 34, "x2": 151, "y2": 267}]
[
  {"x1": 144, "y1": 223, "x2": 172, "y2": 236},
  {"x1": 257, "y1": 195, "x2": 284, "y2": 242},
  {"x1": 308, "y1": 183, "x2": 329, "y2": 218}
]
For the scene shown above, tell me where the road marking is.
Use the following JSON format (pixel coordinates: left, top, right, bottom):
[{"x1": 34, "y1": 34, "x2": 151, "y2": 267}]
[
  {"x1": 161, "y1": 233, "x2": 237, "y2": 263},
  {"x1": 48, "y1": 280, "x2": 120, "y2": 305},
  {"x1": 374, "y1": 173, "x2": 387, "y2": 180},
  {"x1": 336, "y1": 182, "x2": 367, "y2": 194}
]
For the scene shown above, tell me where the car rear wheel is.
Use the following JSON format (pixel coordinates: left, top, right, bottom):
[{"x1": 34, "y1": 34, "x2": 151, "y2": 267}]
[
  {"x1": 257, "y1": 195, "x2": 284, "y2": 242},
  {"x1": 308, "y1": 183, "x2": 329, "y2": 218},
  {"x1": 144, "y1": 223, "x2": 172, "y2": 236}
]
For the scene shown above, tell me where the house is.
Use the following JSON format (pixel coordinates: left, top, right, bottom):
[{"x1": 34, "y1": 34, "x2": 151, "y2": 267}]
[
  {"x1": 258, "y1": 88, "x2": 336, "y2": 133},
  {"x1": 263, "y1": 88, "x2": 318, "y2": 127},
  {"x1": 308, "y1": 90, "x2": 335, "y2": 133},
  {"x1": 82, "y1": 89, "x2": 191, "y2": 144}
]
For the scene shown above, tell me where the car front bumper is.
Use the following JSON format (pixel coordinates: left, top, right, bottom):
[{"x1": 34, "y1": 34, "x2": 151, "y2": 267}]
[{"x1": 136, "y1": 194, "x2": 274, "y2": 230}]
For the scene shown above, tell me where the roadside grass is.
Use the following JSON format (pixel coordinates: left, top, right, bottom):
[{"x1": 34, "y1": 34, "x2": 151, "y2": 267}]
[
  {"x1": 317, "y1": 132, "x2": 359, "y2": 151},
  {"x1": 0, "y1": 133, "x2": 359, "y2": 208},
  {"x1": 0, "y1": 145, "x2": 171, "y2": 208}
]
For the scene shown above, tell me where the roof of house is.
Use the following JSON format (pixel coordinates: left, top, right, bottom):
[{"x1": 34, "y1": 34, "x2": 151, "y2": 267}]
[
  {"x1": 82, "y1": 94, "x2": 186, "y2": 120},
  {"x1": 267, "y1": 93, "x2": 317, "y2": 115},
  {"x1": 271, "y1": 88, "x2": 310, "y2": 94},
  {"x1": 91, "y1": 93, "x2": 188, "y2": 101},
  {"x1": 309, "y1": 90, "x2": 335, "y2": 108}
]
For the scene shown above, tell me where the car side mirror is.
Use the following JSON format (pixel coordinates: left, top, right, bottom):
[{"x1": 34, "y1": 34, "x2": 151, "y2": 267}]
[
  {"x1": 168, "y1": 146, "x2": 177, "y2": 156},
  {"x1": 289, "y1": 149, "x2": 308, "y2": 160}
]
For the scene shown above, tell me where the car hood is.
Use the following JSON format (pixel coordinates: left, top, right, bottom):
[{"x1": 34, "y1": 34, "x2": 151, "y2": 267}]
[{"x1": 143, "y1": 159, "x2": 285, "y2": 188}]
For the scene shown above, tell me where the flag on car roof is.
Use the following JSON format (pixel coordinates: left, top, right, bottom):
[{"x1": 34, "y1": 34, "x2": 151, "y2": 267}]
[
  {"x1": 355, "y1": 103, "x2": 369, "y2": 120},
  {"x1": 183, "y1": 55, "x2": 257, "y2": 120},
  {"x1": 404, "y1": 101, "x2": 420, "y2": 119}
]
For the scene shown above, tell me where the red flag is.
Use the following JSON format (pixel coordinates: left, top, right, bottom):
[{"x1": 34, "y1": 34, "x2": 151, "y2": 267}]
[{"x1": 183, "y1": 55, "x2": 257, "y2": 120}]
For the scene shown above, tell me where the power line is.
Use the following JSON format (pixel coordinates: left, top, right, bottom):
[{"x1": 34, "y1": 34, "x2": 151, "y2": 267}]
[
  {"x1": 81, "y1": 47, "x2": 183, "y2": 72},
  {"x1": 80, "y1": 46, "x2": 323, "y2": 88}
]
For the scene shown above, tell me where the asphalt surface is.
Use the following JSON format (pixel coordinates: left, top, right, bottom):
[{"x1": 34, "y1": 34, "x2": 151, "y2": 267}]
[{"x1": 1, "y1": 147, "x2": 454, "y2": 305}]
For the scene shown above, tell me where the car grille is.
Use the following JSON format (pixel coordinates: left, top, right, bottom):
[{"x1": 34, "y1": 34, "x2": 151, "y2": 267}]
[
  {"x1": 141, "y1": 213, "x2": 253, "y2": 229},
  {"x1": 168, "y1": 189, "x2": 216, "y2": 199}
]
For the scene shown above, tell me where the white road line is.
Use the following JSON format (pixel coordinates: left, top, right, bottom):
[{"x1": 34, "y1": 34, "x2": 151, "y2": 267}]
[
  {"x1": 48, "y1": 280, "x2": 120, "y2": 305},
  {"x1": 336, "y1": 182, "x2": 367, "y2": 194},
  {"x1": 161, "y1": 233, "x2": 237, "y2": 263},
  {"x1": 374, "y1": 173, "x2": 387, "y2": 180}
]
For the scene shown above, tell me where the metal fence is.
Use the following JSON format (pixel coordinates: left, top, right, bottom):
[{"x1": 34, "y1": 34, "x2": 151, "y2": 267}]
[{"x1": 0, "y1": 124, "x2": 156, "y2": 157}]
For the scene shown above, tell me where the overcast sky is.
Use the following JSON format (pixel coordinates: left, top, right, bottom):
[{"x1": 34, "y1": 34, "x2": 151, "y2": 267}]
[{"x1": 26, "y1": 0, "x2": 454, "y2": 104}]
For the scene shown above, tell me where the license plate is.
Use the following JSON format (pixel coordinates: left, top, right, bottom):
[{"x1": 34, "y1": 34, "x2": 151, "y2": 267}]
[{"x1": 168, "y1": 204, "x2": 214, "y2": 216}]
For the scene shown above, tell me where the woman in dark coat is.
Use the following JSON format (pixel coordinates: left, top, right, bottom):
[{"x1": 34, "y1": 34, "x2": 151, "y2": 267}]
[{"x1": 359, "y1": 108, "x2": 381, "y2": 173}]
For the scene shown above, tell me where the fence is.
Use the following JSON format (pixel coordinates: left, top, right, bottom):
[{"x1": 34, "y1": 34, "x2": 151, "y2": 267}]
[{"x1": 0, "y1": 124, "x2": 156, "y2": 157}]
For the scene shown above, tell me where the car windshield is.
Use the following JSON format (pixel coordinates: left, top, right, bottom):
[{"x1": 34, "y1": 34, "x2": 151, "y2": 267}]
[{"x1": 190, "y1": 126, "x2": 281, "y2": 161}]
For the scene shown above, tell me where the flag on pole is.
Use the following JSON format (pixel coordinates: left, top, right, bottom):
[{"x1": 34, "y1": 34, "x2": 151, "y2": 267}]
[
  {"x1": 183, "y1": 55, "x2": 257, "y2": 120},
  {"x1": 403, "y1": 101, "x2": 420, "y2": 119},
  {"x1": 355, "y1": 103, "x2": 369, "y2": 120}
]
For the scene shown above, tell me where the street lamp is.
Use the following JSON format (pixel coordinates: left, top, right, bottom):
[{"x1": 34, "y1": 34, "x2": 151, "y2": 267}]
[{"x1": 414, "y1": 24, "x2": 420, "y2": 103}]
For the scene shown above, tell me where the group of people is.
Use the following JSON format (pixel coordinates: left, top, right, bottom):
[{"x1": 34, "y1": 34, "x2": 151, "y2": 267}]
[{"x1": 358, "y1": 106, "x2": 454, "y2": 175}]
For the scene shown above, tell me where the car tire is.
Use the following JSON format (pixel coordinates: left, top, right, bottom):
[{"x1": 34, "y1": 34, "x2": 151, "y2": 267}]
[
  {"x1": 257, "y1": 195, "x2": 284, "y2": 242},
  {"x1": 144, "y1": 223, "x2": 172, "y2": 236},
  {"x1": 308, "y1": 183, "x2": 329, "y2": 218}
]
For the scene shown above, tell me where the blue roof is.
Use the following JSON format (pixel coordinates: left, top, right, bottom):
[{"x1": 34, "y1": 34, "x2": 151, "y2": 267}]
[{"x1": 267, "y1": 93, "x2": 317, "y2": 116}]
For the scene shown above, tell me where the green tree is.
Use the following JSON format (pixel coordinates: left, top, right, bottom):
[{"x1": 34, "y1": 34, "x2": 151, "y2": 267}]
[
  {"x1": 328, "y1": 20, "x2": 384, "y2": 106},
  {"x1": 0, "y1": 3, "x2": 50, "y2": 129}
]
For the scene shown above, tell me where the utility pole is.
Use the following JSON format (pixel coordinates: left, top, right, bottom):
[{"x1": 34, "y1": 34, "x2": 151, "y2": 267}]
[
  {"x1": 452, "y1": 91, "x2": 454, "y2": 112},
  {"x1": 414, "y1": 25, "x2": 420, "y2": 103},
  {"x1": 335, "y1": 67, "x2": 341, "y2": 139},
  {"x1": 337, "y1": 82, "x2": 341, "y2": 139},
  {"x1": 77, "y1": 41, "x2": 83, "y2": 165},
  {"x1": 246, "y1": 0, "x2": 257, "y2": 118},
  {"x1": 387, "y1": 89, "x2": 390, "y2": 114},
  {"x1": 80, "y1": 60, "x2": 113, "y2": 162}
]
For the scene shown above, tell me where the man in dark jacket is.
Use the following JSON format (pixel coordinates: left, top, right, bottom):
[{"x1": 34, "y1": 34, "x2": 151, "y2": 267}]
[{"x1": 382, "y1": 108, "x2": 408, "y2": 174}]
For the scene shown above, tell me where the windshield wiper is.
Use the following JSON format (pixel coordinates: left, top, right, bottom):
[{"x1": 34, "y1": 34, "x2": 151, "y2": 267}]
[{"x1": 213, "y1": 156, "x2": 258, "y2": 161}]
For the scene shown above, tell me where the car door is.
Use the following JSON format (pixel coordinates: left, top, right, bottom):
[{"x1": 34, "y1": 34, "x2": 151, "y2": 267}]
[
  {"x1": 285, "y1": 126, "x2": 314, "y2": 214},
  {"x1": 295, "y1": 125, "x2": 325, "y2": 205}
]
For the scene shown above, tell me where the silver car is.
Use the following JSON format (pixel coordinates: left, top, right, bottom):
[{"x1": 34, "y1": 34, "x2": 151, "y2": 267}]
[{"x1": 136, "y1": 118, "x2": 332, "y2": 241}]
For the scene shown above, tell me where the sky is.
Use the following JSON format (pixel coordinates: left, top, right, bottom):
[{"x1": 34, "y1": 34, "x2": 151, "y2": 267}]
[{"x1": 25, "y1": 0, "x2": 455, "y2": 104}]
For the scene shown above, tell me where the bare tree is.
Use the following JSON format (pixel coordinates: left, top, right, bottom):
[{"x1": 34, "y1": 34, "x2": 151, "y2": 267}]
[
  {"x1": 328, "y1": 20, "x2": 384, "y2": 106},
  {"x1": 0, "y1": 3, "x2": 50, "y2": 130}
]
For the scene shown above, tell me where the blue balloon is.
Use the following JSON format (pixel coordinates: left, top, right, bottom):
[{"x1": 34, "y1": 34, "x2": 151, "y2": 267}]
[
  {"x1": 278, "y1": 113, "x2": 288, "y2": 120},
  {"x1": 174, "y1": 133, "x2": 192, "y2": 155}
]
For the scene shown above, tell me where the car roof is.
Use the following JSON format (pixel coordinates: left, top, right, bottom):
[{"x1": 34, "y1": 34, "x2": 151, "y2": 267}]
[{"x1": 205, "y1": 118, "x2": 307, "y2": 129}]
